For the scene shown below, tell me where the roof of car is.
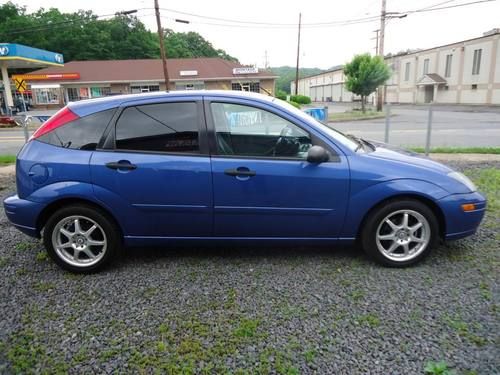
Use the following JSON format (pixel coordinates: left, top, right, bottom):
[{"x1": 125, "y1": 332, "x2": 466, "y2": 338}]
[{"x1": 67, "y1": 90, "x2": 279, "y2": 117}]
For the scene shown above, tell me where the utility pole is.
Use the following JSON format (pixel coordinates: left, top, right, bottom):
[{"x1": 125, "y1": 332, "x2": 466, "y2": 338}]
[
  {"x1": 154, "y1": 0, "x2": 170, "y2": 92},
  {"x1": 372, "y1": 29, "x2": 380, "y2": 55},
  {"x1": 264, "y1": 50, "x2": 269, "y2": 69},
  {"x1": 377, "y1": 0, "x2": 386, "y2": 111},
  {"x1": 294, "y1": 12, "x2": 302, "y2": 96}
]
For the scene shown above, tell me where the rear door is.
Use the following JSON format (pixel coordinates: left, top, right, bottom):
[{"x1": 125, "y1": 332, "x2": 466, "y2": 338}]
[
  {"x1": 205, "y1": 97, "x2": 350, "y2": 238},
  {"x1": 90, "y1": 97, "x2": 213, "y2": 238}
]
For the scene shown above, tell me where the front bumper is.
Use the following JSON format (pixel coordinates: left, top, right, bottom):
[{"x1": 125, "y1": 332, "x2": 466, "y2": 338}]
[
  {"x1": 438, "y1": 191, "x2": 487, "y2": 241},
  {"x1": 3, "y1": 194, "x2": 46, "y2": 238}
]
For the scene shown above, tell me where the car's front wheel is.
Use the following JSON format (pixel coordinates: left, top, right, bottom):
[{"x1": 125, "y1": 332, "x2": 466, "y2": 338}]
[
  {"x1": 361, "y1": 199, "x2": 439, "y2": 267},
  {"x1": 43, "y1": 204, "x2": 119, "y2": 273}
]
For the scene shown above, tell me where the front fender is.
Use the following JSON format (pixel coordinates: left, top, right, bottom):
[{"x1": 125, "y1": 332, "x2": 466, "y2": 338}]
[{"x1": 341, "y1": 179, "x2": 450, "y2": 238}]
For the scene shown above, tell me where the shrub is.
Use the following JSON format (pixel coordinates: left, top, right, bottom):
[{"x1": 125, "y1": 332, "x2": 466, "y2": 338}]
[
  {"x1": 287, "y1": 101, "x2": 301, "y2": 109},
  {"x1": 275, "y1": 90, "x2": 287, "y2": 101},
  {"x1": 289, "y1": 95, "x2": 311, "y2": 104}
]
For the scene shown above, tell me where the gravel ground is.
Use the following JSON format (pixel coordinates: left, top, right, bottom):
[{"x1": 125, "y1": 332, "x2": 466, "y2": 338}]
[{"x1": 0, "y1": 161, "x2": 498, "y2": 374}]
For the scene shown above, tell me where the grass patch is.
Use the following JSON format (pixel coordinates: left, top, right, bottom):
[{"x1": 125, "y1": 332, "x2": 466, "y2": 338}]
[
  {"x1": 35, "y1": 251, "x2": 48, "y2": 262},
  {"x1": 464, "y1": 168, "x2": 500, "y2": 212},
  {"x1": 15, "y1": 241, "x2": 33, "y2": 251},
  {"x1": 328, "y1": 110, "x2": 385, "y2": 122},
  {"x1": 424, "y1": 360, "x2": 456, "y2": 375},
  {"x1": 356, "y1": 313, "x2": 381, "y2": 328},
  {"x1": 0, "y1": 155, "x2": 16, "y2": 165},
  {"x1": 33, "y1": 281, "x2": 55, "y2": 292},
  {"x1": 410, "y1": 147, "x2": 500, "y2": 154},
  {"x1": 233, "y1": 318, "x2": 259, "y2": 338},
  {"x1": 443, "y1": 315, "x2": 487, "y2": 347}
]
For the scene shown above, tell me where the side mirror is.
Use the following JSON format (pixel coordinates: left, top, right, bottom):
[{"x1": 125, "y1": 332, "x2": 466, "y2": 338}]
[{"x1": 307, "y1": 145, "x2": 329, "y2": 164}]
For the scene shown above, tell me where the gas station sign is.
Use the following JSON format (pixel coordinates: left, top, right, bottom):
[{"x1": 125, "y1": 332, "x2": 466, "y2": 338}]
[{"x1": 12, "y1": 73, "x2": 80, "y2": 81}]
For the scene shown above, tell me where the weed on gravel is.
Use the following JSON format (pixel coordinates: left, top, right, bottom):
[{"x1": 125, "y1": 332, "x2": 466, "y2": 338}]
[{"x1": 0, "y1": 161, "x2": 498, "y2": 374}]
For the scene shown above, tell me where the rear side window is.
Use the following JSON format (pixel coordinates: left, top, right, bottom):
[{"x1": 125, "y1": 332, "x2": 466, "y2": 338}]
[
  {"x1": 115, "y1": 102, "x2": 199, "y2": 153},
  {"x1": 38, "y1": 109, "x2": 115, "y2": 150}
]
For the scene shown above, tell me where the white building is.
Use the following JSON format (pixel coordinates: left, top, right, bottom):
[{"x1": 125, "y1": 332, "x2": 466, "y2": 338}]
[{"x1": 292, "y1": 29, "x2": 500, "y2": 105}]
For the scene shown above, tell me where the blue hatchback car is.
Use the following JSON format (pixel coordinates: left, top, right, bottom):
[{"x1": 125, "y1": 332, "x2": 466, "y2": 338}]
[{"x1": 3, "y1": 91, "x2": 486, "y2": 272}]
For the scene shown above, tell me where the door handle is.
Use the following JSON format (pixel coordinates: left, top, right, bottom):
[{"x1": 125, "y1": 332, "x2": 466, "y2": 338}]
[
  {"x1": 224, "y1": 168, "x2": 256, "y2": 177},
  {"x1": 105, "y1": 161, "x2": 137, "y2": 170}
]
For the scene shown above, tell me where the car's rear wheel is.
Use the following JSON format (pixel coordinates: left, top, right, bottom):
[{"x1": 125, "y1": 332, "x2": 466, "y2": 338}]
[
  {"x1": 43, "y1": 204, "x2": 119, "y2": 273},
  {"x1": 361, "y1": 199, "x2": 439, "y2": 267}
]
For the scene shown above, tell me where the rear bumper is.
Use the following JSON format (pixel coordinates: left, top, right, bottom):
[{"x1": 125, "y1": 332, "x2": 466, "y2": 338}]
[
  {"x1": 3, "y1": 194, "x2": 45, "y2": 238},
  {"x1": 438, "y1": 191, "x2": 487, "y2": 241}
]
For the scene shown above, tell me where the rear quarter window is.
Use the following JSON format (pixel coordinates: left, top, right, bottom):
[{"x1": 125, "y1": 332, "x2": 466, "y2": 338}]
[{"x1": 37, "y1": 109, "x2": 116, "y2": 150}]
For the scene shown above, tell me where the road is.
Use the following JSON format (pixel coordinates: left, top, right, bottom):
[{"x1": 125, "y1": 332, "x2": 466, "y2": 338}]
[
  {"x1": 326, "y1": 104, "x2": 500, "y2": 148},
  {"x1": 1, "y1": 105, "x2": 499, "y2": 154}
]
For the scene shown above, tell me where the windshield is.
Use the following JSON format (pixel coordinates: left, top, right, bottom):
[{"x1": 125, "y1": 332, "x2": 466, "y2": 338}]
[{"x1": 273, "y1": 99, "x2": 360, "y2": 152}]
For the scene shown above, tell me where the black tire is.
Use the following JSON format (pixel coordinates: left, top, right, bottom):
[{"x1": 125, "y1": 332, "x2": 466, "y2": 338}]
[
  {"x1": 361, "y1": 199, "x2": 439, "y2": 267},
  {"x1": 43, "y1": 204, "x2": 120, "y2": 273}
]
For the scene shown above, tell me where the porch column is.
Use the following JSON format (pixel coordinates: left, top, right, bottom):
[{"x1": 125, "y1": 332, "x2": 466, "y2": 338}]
[{"x1": 433, "y1": 84, "x2": 438, "y2": 103}]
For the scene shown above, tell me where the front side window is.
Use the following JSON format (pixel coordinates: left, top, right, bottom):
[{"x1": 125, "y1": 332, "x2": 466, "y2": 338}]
[
  {"x1": 211, "y1": 102, "x2": 312, "y2": 159},
  {"x1": 115, "y1": 102, "x2": 199, "y2": 153}
]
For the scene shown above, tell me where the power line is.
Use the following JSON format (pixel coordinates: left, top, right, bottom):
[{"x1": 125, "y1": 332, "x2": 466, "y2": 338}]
[
  {"x1": 408, "y1": 0, "x2": 496, "y2": 13},
  {"x1": 157, "y1": 15, "x2": 380, "y2": 29},
  {"x1": 418, "y1": 0, "x2": 459, "y2": 10},
  {"x1": 157, "y1": 7, "x2": 381, "y2": 27}
]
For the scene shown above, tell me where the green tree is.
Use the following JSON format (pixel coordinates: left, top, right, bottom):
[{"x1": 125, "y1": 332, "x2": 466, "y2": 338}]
[
  {"x1": 344, "y1": 54, "x2": 391, "y2": 112},
  {"x1": 164, "y1": 29, "x2": 238, "y2": 61},
  {"x1": 0, "y1": 2, "x2": 236, "y2": 63},
  {"x1": 270, "y1": 66, "x2": 324, "y2": 94}
]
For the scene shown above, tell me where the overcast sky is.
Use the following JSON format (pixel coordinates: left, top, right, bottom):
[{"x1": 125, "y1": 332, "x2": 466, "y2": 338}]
[{"x1": 19, "y1": 0, "x2": 500, "y2": 69}]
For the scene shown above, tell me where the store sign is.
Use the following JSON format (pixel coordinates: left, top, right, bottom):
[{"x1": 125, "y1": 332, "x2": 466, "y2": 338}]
[
  {"x1": 0, "y1": 46, "x2": 9, "y2": 56},
  {"x1": 12, "y1": 73, "x2": 80, "y2": 81},
  {"x1": 233, "y1": 67, "x2": 259, "y2": 75},
  {"x1": 180, "y1": 70, "x2": 198, "y2": 76}
]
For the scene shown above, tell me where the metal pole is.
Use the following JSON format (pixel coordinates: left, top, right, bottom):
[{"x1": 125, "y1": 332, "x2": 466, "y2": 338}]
[
  {"x1": 377, "y1": 0, "x2": 386, "y2": 112},
  {"x1": 154, "y1": 0, "x2": 170, "y2": 92},
  {"x1": 21, "y1": 94, "x2": 29, "y2": 143},
  {"x1": 384, "y1": 103, "x2": 390, "y2": 143},
  {"x1": 294, "y1": 13, "x2": 302, "y2": 96},
  {"x1": 425, "y1": 103, "x2": 433, "y2": 156},
  {"x1": 1, "y1": 63, "x2": 13, "y2": 115}
]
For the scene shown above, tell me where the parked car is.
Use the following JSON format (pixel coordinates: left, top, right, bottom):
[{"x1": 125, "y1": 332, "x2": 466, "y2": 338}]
[
  {"x1": 3, "y1": 91, "x2": 486, "y2": 273},
  {"x1": 0, "y1": 115, "x2": 17, "y2": 128}
]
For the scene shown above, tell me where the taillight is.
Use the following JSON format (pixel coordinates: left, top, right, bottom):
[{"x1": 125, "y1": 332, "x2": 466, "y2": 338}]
[{"x1": 30, "y1": 107, "x2": 79, "y2": 140}]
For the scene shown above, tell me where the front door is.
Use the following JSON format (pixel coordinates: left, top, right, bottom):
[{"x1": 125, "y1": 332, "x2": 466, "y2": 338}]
[
  {"x1": 91, "y1": 98, "x2": 213, "y2": 238},
  {"x1": 424, "y1": 86, "x2": 434, "y2": 103},
  {"x1": 205, "y1": 99, "x2": 350, "y2": 238}
]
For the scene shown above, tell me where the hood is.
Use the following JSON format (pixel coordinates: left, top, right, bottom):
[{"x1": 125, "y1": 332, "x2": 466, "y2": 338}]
[{"x1": 365, "y1": 140, "x2": 453, "y2": 174}]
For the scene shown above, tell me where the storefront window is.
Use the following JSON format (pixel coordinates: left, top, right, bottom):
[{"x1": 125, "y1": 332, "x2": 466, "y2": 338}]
[
  {"x1": 175, "y1": 82, "x2": 205, "y2": 90},
  {"x1": 91, "y1": 87, "x2": 111, "y2": 97},
  {"x1": 130, "y1": 85, "x2": 160, "y2": 93},
  {"x1": 231, "y1": 82, "x2": 260, "y2": 93},
  {"x1": 79, "y1": 87, "x2": 89, "y2": 100},
  {"x1": 34, "y1": 88, "x2": 60, "y2": 105},
  {"x1": 67, "y1": 88, "x2": 79, "y2": 102}
]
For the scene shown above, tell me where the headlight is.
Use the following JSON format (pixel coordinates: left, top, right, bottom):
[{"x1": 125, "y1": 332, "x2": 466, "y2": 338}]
[{"x1": 447, "y1": 171, "x2": 476, "y2": 192}]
